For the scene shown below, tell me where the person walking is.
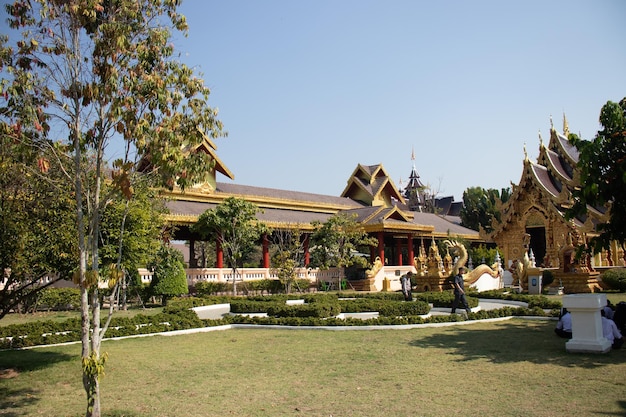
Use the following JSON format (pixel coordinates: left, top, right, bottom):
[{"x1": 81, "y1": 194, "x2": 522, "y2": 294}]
[
  {"x1": 400, "y1": 271, "x2": 413, "y2": 301},
  {"x1": 451, "y1": 266, "x2": 471, "y2": 315}
]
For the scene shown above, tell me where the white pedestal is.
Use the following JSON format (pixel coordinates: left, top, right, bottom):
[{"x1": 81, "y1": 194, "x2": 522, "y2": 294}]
[{"x1": 563, "y1": 294, "x2": 611, "y2": 353}]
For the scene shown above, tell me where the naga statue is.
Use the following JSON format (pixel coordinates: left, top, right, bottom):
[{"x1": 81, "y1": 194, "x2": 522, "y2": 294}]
[
  {"x1": 366, "y1": 256, "x2": 383, "y2": 279},
  {"x1": 443, "y1": 240, "x2": 502, "y2": 286}
]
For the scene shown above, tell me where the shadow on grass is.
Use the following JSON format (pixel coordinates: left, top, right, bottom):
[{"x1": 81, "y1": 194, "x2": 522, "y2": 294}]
[
  {"x1": 0, "y1": 386, "x2": 39, "y2": 417},
  {"x1": 0, "y1": 350, "x2": 75, "y2": 417},
  {"x1": 410, "y1": 319, "x2": 625, "y2": 369},
  {"x1": 0, "y1": 349, "x2": 76, "y2": 373}
]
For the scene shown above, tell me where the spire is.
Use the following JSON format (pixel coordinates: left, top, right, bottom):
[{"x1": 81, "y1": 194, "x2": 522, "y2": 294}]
[
  {"x1": 538, "y1": 129, "x2": 543, "y2": 147},
  {"x1": 524, "y1": 142, "x2": 528, "y2": 161},
  {"x1": 563, "y1": 113, "x2": 570, "y2": 136},
  {"x1": 411, "y1": 146, "x2": 415, "y2": 161},
  {"x1": 550, "y1": 114, "x2": 554, "y2": 131}
]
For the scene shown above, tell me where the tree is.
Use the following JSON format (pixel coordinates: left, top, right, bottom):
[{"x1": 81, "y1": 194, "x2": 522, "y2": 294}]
[
  {"x1": 0, "y1": 133, "x2": 77, "y2": 318},
  {"x1": 148, "y1": 244, "x2": 188, "y2": 305},
  {"x1": 98, "y1": 181, "x2": 165, "y2": 310},
  {"x1": 567, "y1": 98, "x2": 626, "y2": 254},
  {"x1": 309, "y1": 212, "x2": 378, "y2": 289},
  {"x1": 192, "y1": 197, "x2": 267, "y2": 294},
  {"x1": 1, "y1": 1, "x2": 224, "y2": 415},
  {"x1": 270, "y1": 228, "x2": 306, "y2": 294},
  {"x1": 460, "y1": 187, "x2": 511, "y2": 233}
]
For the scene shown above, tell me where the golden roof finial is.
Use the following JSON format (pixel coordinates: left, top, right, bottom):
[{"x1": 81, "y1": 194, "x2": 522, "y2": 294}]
[
  {"x1": 538, "y1": 129, "x2": 543, "y2": 147},
  {"x1": 563, "y1": 113, "x2": 570, "y2": 136},
  {"x1": 549, "y1": 114, "x2": 554, "y2": 130},
  {"x1": 524, "y1": 142, "x2": 528, "y2": 161}
]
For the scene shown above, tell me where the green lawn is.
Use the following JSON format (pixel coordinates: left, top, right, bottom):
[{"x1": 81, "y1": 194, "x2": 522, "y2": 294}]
[
  {"x1": 0, "y1": 305, "x2": 164, "y2": 327},
  {"x1": 1, "y1": 318, "x2": 625, "y2": 417}
]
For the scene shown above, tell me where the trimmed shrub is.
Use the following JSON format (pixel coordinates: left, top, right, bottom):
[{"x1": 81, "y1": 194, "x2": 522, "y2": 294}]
[
  {"x1": 414, "y1": 291, "x2": 479, "y2": 308},
  {"x1": 266, "y1": 303, "x2": 341, "y2": 318},
  {"x1": 601, "y1": 268, "x2": 626, "y2": 292},
  {"x1": 194, "y1": 281, "x2": 229, "y2": 296}
]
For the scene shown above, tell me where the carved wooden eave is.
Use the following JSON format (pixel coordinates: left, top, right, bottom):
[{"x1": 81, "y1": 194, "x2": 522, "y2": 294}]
[{"x1": 340, "y1": 163, "x2": 406, "y2": 207}]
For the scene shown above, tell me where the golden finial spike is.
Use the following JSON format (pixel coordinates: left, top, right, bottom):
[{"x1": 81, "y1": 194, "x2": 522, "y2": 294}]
[
  {"x1": 563, "y1": 113, "x2": 570, "y2": 136},
  {"x1": 524, "y1": 142, "x2": 528, "y2": 161},
  {"x1": 538, "y1": 129, "x2": 543, "y2": 146}
]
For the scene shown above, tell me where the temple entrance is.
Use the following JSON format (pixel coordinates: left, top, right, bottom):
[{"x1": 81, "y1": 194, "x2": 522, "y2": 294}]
[{"x1": 526, "y1": 226, "x2": 546, "y2": 267}]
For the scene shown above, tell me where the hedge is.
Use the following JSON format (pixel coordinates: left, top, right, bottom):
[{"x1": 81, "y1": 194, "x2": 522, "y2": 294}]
[
  {"x1": 601, "y1": 269, "x2": 626, "y2": 292},
  {"x1": 0, "y1": 294, "x2": 558, "y2": 349}
]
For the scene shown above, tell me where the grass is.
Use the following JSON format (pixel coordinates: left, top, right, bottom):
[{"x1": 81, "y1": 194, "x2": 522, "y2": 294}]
[
  {"x1": 1, "y1": 318, "x2": 625, "y2": 417},
  {"x1": 0, "y1": 305, "x2": 164, "y2": 327}
]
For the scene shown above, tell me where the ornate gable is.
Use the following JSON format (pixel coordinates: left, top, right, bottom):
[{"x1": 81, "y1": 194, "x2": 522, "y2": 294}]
[{"x1": 340, "y1": 163, "x2": 405, "y2": 207}]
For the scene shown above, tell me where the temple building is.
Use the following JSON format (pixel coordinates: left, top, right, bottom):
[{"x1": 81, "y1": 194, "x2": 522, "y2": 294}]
[
  {"x1": 488, "y1": 115, "x2": 619, "y2": 292},
  {"x1": 164, "y1": 140, "x2": 481, "y2": 276}
]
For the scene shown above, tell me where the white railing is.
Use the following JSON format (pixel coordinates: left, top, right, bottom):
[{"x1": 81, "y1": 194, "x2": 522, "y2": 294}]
[{"x1": 137, "y1": 267, "x2": 345, "y2": 287}]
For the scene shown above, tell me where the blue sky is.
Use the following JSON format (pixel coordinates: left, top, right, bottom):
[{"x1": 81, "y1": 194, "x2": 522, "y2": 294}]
[{"x1": 171, "y1": 0, "x2": 625, "y2": 201}]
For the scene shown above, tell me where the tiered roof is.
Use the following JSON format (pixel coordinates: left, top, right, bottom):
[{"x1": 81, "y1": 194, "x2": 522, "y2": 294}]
[
  {"x1": 491, "y1": 117, "x2": 606, "y2": 240},
  {"x1": 340, "y1": 164, "x2": 405, "y2": 207}
]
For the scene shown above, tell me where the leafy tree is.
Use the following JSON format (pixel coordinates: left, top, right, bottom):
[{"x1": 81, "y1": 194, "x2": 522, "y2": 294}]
[
  {"x1": 148, "y1": 244, "x2": 188, "y2": 305},
  {"x1": 0, "y1": 130, "x2": 77, "y2": 319},
  {"x1": 99, "y1": 181, "x2": 165, "y2": 310},
  {"x1": 567, "y1": 98, "x2": 626, "y2": 254},
  {"x1": 309, "y1": 212, "x2": 378, "y2": 289},
  {"x1": 192, "y1": 197, "x2": 268, "y2": 294},
  {"x1": 1, "y1": 1, "x2": 224, "y2": 415},
  {"x1": 460, "y1": 187, "x2": 511, "y2": 232},
  {"x1": 270, "y1": 229, "x2": 306, "y2": 294}
]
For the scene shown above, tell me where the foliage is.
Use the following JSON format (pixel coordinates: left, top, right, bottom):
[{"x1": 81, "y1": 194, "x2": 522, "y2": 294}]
[
  {"x1": 600, "y1": 268, "x2": 626, "y2": 292},
  {"x1": 35, "y1": 287, "x2": 81, "y2": 311},
  {"x1": 460, "y1": 186, "x2": 511, "y2": 233},
  {"x1": 475, "y1": 290, "x2": 563, "y2": 309},
  {"x1": 99, "y1": 181, "x2": 165, "y2": 308},
  {"x1": 468, "y1": 244, "x2": 500, "y2": 266},
  {"x1": 1, "y1": 0, "x2": 225, "y2": 415},
  {"x1": 192, "y1": 197, "x2": 268, "y2": 293},
  {"x1": 413, "y1": 291, "x2": 479, "y2": 308},
  {"x1": 148, "y1": 245, "x2": 188, "y2": 304},
  {"x1": 566, "y1": 98, "x2": 626, "y2": 254},
  {"x1": 309, "y1": 213, "x2": 378, "y2": 272},
  {"x1": 270, "y1": 229, "x2": 306, "y2": 294},
  {"x1": 0, "y1": 134, "x2": 77, "y2": 318}
]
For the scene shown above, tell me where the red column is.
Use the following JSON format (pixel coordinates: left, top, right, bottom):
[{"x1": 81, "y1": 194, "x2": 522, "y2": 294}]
[
  {"x1": 407, "y1": 234, "x2": 414, "y2": 266},
  {"x1": 262, "y1": 234, "x2": 270, "y2": 268},
  {"x1": 304, "y1": 235, "x2": 310, "y2": 266},
  {"x1": 216, "y1": 240, "x2": 224, "y2": 268},
  {"x1": 396, "y1": 239, "x2": 403, "y2": 266},
  {"x1": 377, "y1": 231, "x2": 385, "y2": 266}
]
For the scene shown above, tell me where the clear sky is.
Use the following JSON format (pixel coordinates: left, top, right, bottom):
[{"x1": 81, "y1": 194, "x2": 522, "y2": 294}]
[{"x1": 168, "y1": 0, "x2": 625, "y2": 201}]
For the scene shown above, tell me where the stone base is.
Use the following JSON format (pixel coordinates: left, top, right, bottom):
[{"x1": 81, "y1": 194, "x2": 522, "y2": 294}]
[
  {"x1": 553, "y1": 271, "x2": 602, "y2": 293},
  {"x1": 566, "y1": 338, "x2": 612, "y2": 354}
]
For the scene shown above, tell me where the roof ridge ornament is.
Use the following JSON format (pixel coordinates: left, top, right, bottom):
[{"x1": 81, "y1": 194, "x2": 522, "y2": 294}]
[
  {"x1": 563, "y1": 112, "x2": 570, "y2": 136},
  {"x1": 550, "y1": 114, "x2": 554, "y2": 131},
  {"x1": 524, "y1": 142, "x2": 528, "y2": 161},
  {"x1": 538, "y1": 129, "x2": 543, "y2": 147}
]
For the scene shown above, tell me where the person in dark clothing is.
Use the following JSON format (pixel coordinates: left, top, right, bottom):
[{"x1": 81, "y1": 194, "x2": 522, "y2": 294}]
[
  {"x1": 613, "y1": 302, "x2": 626, "y2": 334},
  {"x1": 451, "y1": 267, "x2": 471, "y2": 315},
  {"x1": 400, "y1": 271, "x2": 413, "y2": 301}
]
